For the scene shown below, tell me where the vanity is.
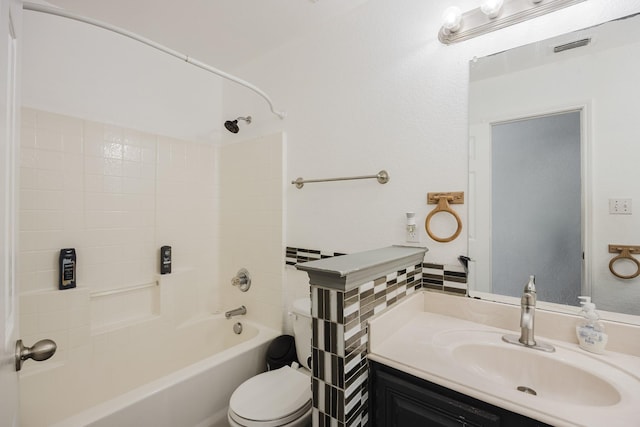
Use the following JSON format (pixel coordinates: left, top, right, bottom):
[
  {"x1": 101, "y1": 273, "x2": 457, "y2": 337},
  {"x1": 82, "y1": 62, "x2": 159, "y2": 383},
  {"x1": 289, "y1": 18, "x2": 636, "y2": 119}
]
[{"x1": 367, "y1": 291, "x2": 640, "y2": 427}]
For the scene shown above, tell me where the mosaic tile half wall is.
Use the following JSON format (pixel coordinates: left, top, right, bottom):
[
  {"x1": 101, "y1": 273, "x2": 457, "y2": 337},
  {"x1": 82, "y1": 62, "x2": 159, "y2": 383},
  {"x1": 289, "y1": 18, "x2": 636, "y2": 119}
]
[
  {"x1": 292, "y1": 246, "x2": 466, "y2": 427},
  {"x1": 310, "y1": 265, "x2": 422, "y2": 427},
  {"x1": 286, "y1": 246, "x2": 467, "y2": 294}
]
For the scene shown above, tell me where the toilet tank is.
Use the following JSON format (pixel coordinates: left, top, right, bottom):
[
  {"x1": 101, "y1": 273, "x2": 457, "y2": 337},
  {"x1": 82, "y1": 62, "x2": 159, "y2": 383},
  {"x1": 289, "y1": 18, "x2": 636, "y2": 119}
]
[{"x1": 291, "y1": 298, "x2": 312, "y2": 370}]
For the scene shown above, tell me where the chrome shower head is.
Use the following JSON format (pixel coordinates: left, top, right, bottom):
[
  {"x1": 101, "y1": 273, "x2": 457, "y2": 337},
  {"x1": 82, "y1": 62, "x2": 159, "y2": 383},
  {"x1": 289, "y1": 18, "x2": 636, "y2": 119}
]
[{"x1": 224, "y1": 116, "x2": 252, "y2": 133}]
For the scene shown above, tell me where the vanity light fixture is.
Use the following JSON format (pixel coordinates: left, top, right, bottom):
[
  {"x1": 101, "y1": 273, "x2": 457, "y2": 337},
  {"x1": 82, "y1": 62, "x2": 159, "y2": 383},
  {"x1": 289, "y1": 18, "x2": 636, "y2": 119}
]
[{"x1": 438, "y1": 0, "x2": 587, "y2": 45}]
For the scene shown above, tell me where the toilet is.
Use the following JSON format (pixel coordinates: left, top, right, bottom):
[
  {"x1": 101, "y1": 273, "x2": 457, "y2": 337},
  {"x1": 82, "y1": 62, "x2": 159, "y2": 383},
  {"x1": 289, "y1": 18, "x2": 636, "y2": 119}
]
[{"x1": 228, "y1": 298, "x2": 312, "y2": 427}]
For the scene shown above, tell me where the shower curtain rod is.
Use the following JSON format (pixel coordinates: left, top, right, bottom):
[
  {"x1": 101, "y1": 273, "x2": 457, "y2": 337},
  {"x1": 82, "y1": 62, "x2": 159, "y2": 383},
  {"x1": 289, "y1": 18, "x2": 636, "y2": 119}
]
[{"x1": 22, "y1": 1, "x2": 287, "y2": 120}]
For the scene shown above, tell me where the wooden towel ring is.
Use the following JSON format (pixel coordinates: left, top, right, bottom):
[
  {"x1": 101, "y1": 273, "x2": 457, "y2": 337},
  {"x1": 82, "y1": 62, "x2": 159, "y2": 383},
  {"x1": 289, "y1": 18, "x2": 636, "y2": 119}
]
[
  {"x1": 608, "y1": 245, "x2": 640, "y2": 280},
  {"x1": 425, "y1": 196, "x2": 463, "y2": 243}
]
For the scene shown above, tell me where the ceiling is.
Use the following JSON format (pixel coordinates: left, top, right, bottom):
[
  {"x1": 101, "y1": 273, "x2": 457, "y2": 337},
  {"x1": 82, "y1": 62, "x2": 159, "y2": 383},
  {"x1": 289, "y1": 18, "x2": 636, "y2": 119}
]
[{"x1": 41, "y1": 0, "x2": 370, "y2": 70}]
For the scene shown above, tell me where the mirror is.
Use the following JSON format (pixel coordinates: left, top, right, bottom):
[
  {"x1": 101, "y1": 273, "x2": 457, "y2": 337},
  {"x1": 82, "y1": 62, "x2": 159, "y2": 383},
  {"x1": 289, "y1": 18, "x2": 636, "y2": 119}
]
[{"x1": 468, "y1": 13, "x2": 640, "y2": 318}]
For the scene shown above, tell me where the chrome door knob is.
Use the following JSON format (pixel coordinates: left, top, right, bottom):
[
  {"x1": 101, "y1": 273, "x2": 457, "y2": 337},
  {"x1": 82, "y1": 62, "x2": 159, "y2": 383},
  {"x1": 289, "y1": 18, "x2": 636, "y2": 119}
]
[{"x1": 15, "y1": 339, "x2": 57, "y2": 371}]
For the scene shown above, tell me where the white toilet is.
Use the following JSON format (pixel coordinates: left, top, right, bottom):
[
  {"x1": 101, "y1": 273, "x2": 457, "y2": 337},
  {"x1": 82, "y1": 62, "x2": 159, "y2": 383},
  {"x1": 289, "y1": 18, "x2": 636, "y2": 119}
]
[{"x1": 228, "y1": 298, "x2": 312, "y2": 427}]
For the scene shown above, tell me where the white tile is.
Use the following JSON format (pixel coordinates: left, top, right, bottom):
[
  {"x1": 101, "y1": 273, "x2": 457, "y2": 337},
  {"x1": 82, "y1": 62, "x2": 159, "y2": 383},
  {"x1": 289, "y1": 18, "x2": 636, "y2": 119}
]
[
  {"x1": 62, "y1": 132, "x2": 83, "y2": 154},
  {"x1": 20, "y1": 147, "x2": 38, "y2": 168},
  {"x1": 36, "y1": 170, "x2": 64, "y2": 191},
  {"x1": 20, "y1": 313, "x2": 38, "y2": 336},
  {"x1": 36, "y1": 211, "x2": 64, "y2": 231},
  {"x1": 123, "y1": 129, "x2": 142, "y2": 146},
  {"x1": 84, "y1": 155, "x2": 104, "y2": 174},
  {"x1": 123, "y1": 161, "x2": 142, "y2": 178},
  {"x1": 68, "y1": 326, "x2": 90, "y2": 349},
  {"x1": 358, "y1": 281, "x2": 373, "y2": 293},
  {"x1": 84, "y1": 174, "x2": 104, "y2": 193},
  {"x1": 20, "y1": 211, "x2": 38, "y2": 231},
  {"x1": 20, "y1": 272, "x2": 39, "y2": 293},
  {"x1": 37, "y1": 310, "x2": 69, "y2": 333},
  {"x1": 63, "y1": 191, "x2": 83, "y2": 212},
  {"x1": 20, "y1": 168, "x2": 38, "y2": 190},
  {"x1": 123, "y1": 144, "x2": 142, "y2": 162},
  {"x1": 63, "y1": 171, "x2": 84, "y2": 192},
  {"x1": 103, "y1": 125, "x2": 124, "y2": 144},
  {"x1": 64, "y1": 153, "x2": 84, "y2": 173},
  {"x1": 102, "y1": 141, "x2": 123, "y2": 160},
  {"x1": 20, "y1": 190, "x2": 39, "y2": 210},
  {"x1": 103, "y1": 158, "x2": 123, "y2": 177},
  {"x1": 36, "y1": 130, "x2": 64, "y2": 152},
  {"x1": 103, "y1": 176, "x2": 123, "y2": 193},
  {"x1": 20, "y1": 294, "x2": 39, "y2": 314}
]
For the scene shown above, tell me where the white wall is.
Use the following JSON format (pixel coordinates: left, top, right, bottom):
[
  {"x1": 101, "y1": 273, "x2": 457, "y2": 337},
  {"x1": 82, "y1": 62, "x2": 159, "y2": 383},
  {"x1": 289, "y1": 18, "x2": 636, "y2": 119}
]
[
  {"x1": 22, "y1": 7, "x2": 224, "y2": 144},
  {"x1": 220, "y1": 0, "x2": 640, "y2": 313}
]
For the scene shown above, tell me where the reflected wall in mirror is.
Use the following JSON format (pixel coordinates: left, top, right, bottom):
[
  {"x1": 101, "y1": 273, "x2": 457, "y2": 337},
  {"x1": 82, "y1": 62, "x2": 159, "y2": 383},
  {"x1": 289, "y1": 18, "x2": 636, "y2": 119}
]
[{"x1": 468, "y1": 13, "x2": 640, "y2": 317}]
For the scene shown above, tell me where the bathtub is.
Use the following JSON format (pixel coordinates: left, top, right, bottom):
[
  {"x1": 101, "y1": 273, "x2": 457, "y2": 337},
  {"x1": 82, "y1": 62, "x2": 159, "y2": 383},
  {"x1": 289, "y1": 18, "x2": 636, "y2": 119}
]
[{"x1": 19, "y1": 316, "x2": 280, "y2": 427}]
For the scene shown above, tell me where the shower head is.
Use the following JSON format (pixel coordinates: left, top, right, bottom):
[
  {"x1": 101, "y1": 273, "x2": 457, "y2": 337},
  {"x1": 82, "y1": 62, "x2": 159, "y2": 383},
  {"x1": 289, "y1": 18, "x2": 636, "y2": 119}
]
[{"x1": 224, "y1": 116, "x2": 252, "y2": 133}]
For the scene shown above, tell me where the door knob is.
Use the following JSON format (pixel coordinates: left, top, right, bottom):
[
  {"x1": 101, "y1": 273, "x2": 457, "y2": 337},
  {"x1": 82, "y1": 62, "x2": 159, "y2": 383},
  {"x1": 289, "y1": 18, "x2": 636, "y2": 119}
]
[{"x1": 15, "y1": 339, "x2": 57, "y2": 372}]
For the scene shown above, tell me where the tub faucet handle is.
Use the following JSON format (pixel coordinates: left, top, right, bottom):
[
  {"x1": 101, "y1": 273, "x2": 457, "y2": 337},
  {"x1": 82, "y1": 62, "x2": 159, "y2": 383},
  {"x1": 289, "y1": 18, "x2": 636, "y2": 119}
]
[{"x1": 231, "y1": 268, "x2": 251, "y2": 292}]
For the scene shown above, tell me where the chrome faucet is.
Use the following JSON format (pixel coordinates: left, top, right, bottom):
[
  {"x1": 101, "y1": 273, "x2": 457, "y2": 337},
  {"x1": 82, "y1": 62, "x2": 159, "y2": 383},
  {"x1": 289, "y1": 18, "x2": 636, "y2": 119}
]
[
  {"x1": 519, "y1": 275, "x2": 537, "y2": 346},
  {"x1": 503, "y1": 276, "x2": 555, "y2": 352},
  {"x1": 225, "y1": 305, "x2": 247, "y2": 319}
]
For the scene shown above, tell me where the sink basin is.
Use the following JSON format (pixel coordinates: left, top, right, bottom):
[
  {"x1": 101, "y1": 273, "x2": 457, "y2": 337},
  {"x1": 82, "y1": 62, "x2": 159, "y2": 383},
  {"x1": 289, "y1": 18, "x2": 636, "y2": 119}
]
[{"x1": 452, "y1": 343, "x2": 621, "y2": 406}]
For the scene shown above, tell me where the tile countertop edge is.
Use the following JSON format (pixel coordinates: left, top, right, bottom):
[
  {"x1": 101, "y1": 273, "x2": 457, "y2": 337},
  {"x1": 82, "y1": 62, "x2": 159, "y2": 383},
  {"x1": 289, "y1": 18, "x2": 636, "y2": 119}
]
[
  {"x1": 367, "y1": 353, "x2": 577, "y2": 427},
  {"x1": 295, "y1": 245, "x2": 427, "y2": 291}
]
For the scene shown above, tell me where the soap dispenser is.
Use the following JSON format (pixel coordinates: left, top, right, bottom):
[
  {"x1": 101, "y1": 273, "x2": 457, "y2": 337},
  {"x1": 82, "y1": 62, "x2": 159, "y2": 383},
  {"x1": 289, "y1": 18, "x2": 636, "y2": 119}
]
[{"x1": 575, "y1": 296, "x2": 608, "y2": 354}]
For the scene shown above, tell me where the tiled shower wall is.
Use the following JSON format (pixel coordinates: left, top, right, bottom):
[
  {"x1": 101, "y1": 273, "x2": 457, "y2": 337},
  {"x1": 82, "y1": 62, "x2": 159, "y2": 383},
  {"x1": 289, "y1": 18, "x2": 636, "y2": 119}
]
[
  {"x1": 219, "y1": 133, "x2": 285, "y2": 331},
  {"x1": 19, "y1": 108, "x2": 218, "y2": 354}
]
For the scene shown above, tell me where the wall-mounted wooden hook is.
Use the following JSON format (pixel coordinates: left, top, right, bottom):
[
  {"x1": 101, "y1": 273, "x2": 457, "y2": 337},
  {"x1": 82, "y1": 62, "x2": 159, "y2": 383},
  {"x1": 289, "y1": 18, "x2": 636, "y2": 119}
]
[
  {"x1": 608, "y1": 244, "x2": 640, "y2": 280},
  {"x1": 425, "y1": 192, "x2": 464, "y2": 243}
]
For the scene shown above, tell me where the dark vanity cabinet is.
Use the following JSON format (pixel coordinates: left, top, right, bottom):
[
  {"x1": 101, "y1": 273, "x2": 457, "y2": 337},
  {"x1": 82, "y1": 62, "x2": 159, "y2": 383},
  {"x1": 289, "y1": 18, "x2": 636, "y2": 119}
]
[{"x1": 370, "y1": 361, "x2": 552, "y2": 427}]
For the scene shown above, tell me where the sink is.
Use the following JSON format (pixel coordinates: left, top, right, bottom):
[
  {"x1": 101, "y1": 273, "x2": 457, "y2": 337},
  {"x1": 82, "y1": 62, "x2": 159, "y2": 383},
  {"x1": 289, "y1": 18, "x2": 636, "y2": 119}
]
[{"x1": 451, "y1": 342, "x2": 621, "y2": 406}]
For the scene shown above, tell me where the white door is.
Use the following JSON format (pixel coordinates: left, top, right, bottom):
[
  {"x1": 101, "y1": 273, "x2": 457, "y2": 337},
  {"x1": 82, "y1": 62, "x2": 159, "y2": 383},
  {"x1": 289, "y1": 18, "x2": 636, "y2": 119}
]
[{"x1": 0, "y1": 0, "x2": 20, "y2": 425}]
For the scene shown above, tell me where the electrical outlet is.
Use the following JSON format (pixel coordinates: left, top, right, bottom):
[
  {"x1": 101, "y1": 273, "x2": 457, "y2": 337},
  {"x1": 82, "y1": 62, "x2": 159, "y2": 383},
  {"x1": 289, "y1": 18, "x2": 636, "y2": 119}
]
[{"x1": 609, "y1": 199, "x2": 632, "y2": 215}]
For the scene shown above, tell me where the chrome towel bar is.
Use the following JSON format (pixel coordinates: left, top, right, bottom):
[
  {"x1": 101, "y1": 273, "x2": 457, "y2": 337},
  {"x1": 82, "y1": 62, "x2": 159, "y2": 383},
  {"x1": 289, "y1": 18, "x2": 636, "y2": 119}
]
[{"x1": 292, "y1": 170, "x2": 389, "y2": 189}]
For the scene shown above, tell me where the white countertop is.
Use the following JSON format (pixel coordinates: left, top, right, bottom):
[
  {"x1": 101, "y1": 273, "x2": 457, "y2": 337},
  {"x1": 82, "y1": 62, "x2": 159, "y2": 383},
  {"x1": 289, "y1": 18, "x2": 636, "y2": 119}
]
[{"x1": 368, "y1": 291, "x2": 640, "y2": 427}]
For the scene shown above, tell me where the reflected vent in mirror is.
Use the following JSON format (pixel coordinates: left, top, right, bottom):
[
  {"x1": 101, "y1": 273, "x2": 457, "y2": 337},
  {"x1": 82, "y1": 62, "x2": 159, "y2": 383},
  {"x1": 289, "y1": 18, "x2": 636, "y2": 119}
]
[{"x1": 554, "y1": 38, "x2": 591, "y2": 53}]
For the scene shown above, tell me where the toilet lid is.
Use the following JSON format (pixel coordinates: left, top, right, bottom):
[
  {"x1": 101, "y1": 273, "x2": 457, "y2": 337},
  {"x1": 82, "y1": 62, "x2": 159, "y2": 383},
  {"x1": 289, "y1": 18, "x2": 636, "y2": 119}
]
[{"x1": 229, "y1": 366, "x2": 311, "y2": 423}]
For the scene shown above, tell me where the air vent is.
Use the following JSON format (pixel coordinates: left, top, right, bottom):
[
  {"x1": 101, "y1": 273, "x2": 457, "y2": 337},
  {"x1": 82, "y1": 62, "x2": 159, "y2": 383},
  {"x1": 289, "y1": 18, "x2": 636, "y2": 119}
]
[{"x1": 554, "y1": 38, "x2": 591, "y2": 53}]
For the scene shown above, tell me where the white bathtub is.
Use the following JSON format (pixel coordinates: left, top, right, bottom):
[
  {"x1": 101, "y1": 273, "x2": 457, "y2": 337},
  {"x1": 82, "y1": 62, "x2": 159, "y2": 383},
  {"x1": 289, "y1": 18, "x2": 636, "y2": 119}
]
[{"x1": 20, "y1": 316, "x2": 280, "y2": 427}]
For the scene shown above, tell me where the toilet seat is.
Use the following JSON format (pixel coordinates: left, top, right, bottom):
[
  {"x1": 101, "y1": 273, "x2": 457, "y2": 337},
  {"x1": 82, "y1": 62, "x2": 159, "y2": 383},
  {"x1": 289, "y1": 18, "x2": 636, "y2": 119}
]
[{"x1": 228, "y1": 366, "x2": 311, "y2": 427}]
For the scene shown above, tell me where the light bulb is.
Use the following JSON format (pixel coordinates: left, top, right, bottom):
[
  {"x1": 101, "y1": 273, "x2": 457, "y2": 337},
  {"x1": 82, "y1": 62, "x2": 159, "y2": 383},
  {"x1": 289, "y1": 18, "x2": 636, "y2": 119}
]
[
  {"x1": 442, "y1": 6, "x2": 462, "y2": 33},
  {"x1": 481, "y1": 0, "x2": 504, "y2": 19}
]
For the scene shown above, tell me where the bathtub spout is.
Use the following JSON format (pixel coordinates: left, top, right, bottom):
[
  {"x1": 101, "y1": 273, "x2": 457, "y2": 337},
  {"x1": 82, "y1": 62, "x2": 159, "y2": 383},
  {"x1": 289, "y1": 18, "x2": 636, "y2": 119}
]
[{"x1": 225, "y1": 305, "x2": 247, "y2": 319}]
